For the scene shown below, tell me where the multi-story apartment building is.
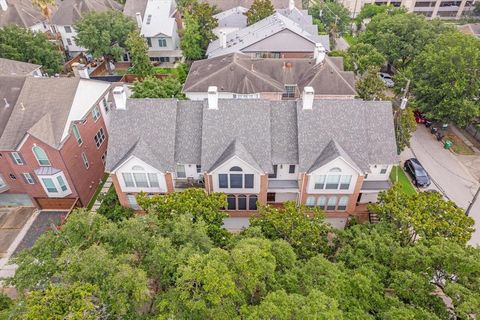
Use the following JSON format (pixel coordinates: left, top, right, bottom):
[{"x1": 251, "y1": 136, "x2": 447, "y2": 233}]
[
  {"x1": 0, "y1": 76, "x2": 112, "y2": 209},
  {"x1": 123, "y1": 0, "x2": 182, "y2": 64},
  {"x1": 106, "y1": 86, "x2": 397, "y2": 220},
  {"x1": 341, "y1": 0, "x2": 477, "y2": 19},
  {"x1": 183, "y1": 52, "x2": 356, "y2": 101}
]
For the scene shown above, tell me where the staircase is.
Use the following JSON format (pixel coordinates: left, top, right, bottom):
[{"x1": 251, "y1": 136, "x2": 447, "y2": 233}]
[
  {"x1": 369, "y1": 212, "x2": 380, "y2": 224},
  {"x1": 91, "y1": 175, "x2": 113, "y2": 212}
]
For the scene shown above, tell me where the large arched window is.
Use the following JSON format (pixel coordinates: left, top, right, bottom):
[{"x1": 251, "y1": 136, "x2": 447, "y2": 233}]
[
  {"x1": 314, "y1": 167, "x2": 352, "y2": 190},
  {"x1": 32, "y1": 146, "x2": 50, "y2": 166},
  {"x1": 238, "y1": 194, "x2": 247, "y2": 210},
  {"x1": 316, "y1": 196, "x2": 326, "y2": 210},
  {"x1": 306, "y1": 196, "x2": 315, "y2": 207},
  {"x1": 227, "y1": 194, "x2": 236, "y2": 210},
  {"x1": 327, "y1": 196, "x2": 337, "y2": 211},
  {"x1": 218, "y1": 166, "x2": 254, "y2": 189},
  {"x1": 248, "y1": 195, "x2": 257, "y2": 210}
]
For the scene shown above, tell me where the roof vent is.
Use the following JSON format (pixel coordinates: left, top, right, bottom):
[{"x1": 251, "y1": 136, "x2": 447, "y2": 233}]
[{"x1": 3, "y1": 98, "x2": 9, "y2": 108}]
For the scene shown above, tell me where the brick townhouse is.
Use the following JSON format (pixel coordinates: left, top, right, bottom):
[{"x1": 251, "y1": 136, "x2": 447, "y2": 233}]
[
  {"x1": 0, "y1": 75, "x2": 112, "y2": 209},
  {"x1": 106, "y1": 86, "x2": 398, "y2": 220}
]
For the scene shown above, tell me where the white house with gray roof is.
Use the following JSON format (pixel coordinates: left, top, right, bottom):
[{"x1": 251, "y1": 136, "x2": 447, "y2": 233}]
[
  {"x1": 207, "y1": 8, "x2": 330, "y2": 59},
  {"x1": 106, "y1": 86, "x2": 397, "y2": 220},
  {"x1": 123, "y1": 0, "x2": 182, "y2": 63}
]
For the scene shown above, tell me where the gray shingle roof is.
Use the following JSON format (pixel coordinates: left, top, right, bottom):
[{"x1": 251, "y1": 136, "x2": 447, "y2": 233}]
[
  {"x1": 0, "y1": 0, "x2": 45, "y2": 28},
  {"x1": 200, "y1": 0, "x2": 302, "y2": 10},
  {"x1": 51, "y1": 0, "x2": 122, "y2": 25},
  {"x1": 297, "y1": 100, "x2": 398, "y2": 172},
  {"x1": 207, "y1": 13, "x2": 329, "y2": 58},
  {"x1": 308, "y1": 139, "x2": 362, "y2": 173},
  {"x1": 201, "y1": 99, "x2": 273, "y2": 172},
  {"x1": 183, "y1": 53, "x2": 356, "y2": 97},
  {"x1": 106, "y1": 99, "x2": 178, "y2": 172},
  {"x1": 0, "y1": 76, "x2": 26, "y2": 138},
  {"x1": 106, "y1": 98, "x2": 398, "y2": 174},
  {"x1": 0, "y1": 58, "x2": 41, "y2": 76},
  {"x1": 0, "y1": 77, "x2": 80, "y2": 150}
]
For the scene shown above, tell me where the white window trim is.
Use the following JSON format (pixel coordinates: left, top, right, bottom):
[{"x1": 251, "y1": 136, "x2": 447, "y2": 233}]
[
  {"x1": 72, "y1": 124, "x2": 83, "y2": 145},
  {"x1": 121, "y1": 172, "x2": 160, "y2": 189},
  {"x1": 23, "y1": 173, "x2": 35, "y2": 184},
  {"x1": 32, "y1": 146, "x2": 51, "y2": 166},
  {"x1": 12, "y1": 152, "x2": 24, "y2": 165},
  {"x1": 92, "y1": 106, "x2": 101, "y2": 122},
  {"x1": 82, "y1": 152, "x2": 89, "y2": 169},
  {"x1": 38, "y1": 172, "x2": 72, "y2": 198}
]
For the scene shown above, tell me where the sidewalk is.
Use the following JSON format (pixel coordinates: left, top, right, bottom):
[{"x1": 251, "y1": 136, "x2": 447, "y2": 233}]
[{"x1": 450, "y1": 126, "x2": 480, "y2": 181}]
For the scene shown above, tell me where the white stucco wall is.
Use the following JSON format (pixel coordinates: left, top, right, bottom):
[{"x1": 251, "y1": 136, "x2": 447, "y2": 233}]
[
  {"x1": 210, "y1": 156, "x2": 262, "y2": 194},
  {"x1": 306, "y1": 157, "x2": 360, "y2": 194},
  {"x1": 365, "y1": 164, "x2": 392, "y2": 181},
  {"x1": 270, "y1": 164, "x2": 298, "y2": 180},
  {"x1": 56, "y1": 24, "x2": 85, "y2": 54},
  {"x1": 175, "y1": 163, "x2": 202, "y2": 179},
  {"x1": 115, "y1": 156, "x2": 168, "y2": 193}
]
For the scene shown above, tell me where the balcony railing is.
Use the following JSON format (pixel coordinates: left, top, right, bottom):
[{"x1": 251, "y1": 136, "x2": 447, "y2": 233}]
[{"x1": 175, "y1": 178, "x2": 204, "y2": 189}]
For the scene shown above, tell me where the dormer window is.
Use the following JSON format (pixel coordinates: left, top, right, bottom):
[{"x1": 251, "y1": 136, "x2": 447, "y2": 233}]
[
  {"x1": 218, "y1": 166, "x2": 254, "y2": 189},
  {"x1": 282, "y1": 85, "x2": 296, "y2": 99},
  {"x1": 314, "y1": 168, "x2": 352, "y2": 190}
]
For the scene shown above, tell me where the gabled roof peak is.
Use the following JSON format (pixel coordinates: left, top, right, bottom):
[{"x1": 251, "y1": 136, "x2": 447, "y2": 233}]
[
  {"x1": 308, "y1": 139, "x2": 362, "y2": 173},
  {"x1": 209, "y1": 139, "x2": 263, "y2": 172}
]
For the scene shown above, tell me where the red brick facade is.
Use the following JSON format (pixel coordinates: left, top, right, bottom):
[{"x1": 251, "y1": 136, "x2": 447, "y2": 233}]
[{"x1": 0, "y1": 101, "x2": 108, "y2": 208}]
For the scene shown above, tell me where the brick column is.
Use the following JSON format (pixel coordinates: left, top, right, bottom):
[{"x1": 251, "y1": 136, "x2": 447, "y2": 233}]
[
  {"x1": 346, "y1": 176, "x2": 364, "y2": 213},
  {"x1": 258, "y1": 174, "x2": 268, "y2": 205},
  {"x1": 111, "y1": 174, "x2": 129, "y2": 207},
  {"x1": 299, "y1": 173, "x2": 309, "y2": 204},
  {"x1": 204, "y1": 174, "x2": 213, "y2": 193},
  {"x1": 165, "y1": 172, "x2": 174, "y2": 193}
]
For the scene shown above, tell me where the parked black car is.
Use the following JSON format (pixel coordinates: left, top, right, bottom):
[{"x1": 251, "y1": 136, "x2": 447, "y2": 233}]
[{"x1": 404, "y1": 158, "x2": 431, "y2": 188}]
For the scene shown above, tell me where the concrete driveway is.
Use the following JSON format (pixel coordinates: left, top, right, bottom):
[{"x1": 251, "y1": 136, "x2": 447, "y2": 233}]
[
  {"x1": 0, "y1": 207, "x2": 35, "y2": 258},
  {"x1": 400, "y1": 126, "x2": 480, "y2": 246}
]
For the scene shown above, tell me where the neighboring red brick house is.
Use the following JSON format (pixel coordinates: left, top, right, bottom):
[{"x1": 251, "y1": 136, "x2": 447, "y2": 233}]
[
  {"x1": 106, "y1": 87, "x2": 398, "y2": 223},
  {"x1": 0, "y1": 76, "x2": 112, "y2": 209}
]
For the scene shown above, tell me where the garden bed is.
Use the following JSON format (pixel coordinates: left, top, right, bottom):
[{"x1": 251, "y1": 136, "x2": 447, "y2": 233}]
[{"x1": 445, "y1": 131, "x2": 475, "y2": 155}]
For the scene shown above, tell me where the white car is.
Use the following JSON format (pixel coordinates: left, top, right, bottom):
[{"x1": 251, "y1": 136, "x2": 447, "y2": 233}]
[{"x1": 378, "y1": 72, "x2": 394, "y2": 88}]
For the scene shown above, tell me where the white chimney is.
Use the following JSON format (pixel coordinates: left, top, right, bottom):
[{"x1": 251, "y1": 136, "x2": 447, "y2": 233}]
[
  {"x1": 207, "y1": 86, "x2": 218, "y2": 110},
  {"x1": 136, "y1": 12, "x2": 143, "y2": 28},
  {"x1": 314, "y1": 43, "x2": 326, "y2": 65},
  {"x1": 220, "y1": 32, "x2": 227, "y2": 49},
  {"x1": 71, "y1": 63, "x2": 89, "y2": 79},
  {"x1": 302, "y1": 87, "x2": 314, "y2": 110},
  {"x1": 289, "y1": 0, "x2": 295, "y2": 11},
  {"x1": 113, "y1": 86, "x2": 127, "y2": 110},
  {"x1": 0, "y1": 0, "x2": 7, "y2": 11}
]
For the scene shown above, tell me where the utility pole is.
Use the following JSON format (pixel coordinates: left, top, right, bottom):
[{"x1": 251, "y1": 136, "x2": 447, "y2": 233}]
[{"x1": 466, "y1": 184, "x2": 480, "y2": 216}]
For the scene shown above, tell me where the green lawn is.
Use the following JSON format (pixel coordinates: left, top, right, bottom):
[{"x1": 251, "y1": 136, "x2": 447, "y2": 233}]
[
  {"x1": 389, "y1": 166, "x2": 417, "y2": 196},
  {"x1": 343, "y1": 34, "x2": 358, "y2": 46},
  {"x1": 86, "y1": 173, "x2": 109, "y2": 210}
]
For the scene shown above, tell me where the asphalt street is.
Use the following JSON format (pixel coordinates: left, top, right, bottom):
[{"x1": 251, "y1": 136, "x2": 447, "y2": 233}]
[{"x1": 401, "y1": 126, "x2": 480, "y2": 246}]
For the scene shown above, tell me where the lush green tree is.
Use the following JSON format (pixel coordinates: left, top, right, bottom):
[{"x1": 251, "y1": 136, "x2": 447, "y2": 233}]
[
  {"x1": 360, "y1": 12, "x2": 451, "y2": 68},
  {"x1": 74, "y1": 11, "x2": 136, "y2": 73},
  {"x1": 191, "y1": 2, "x2": 218, "y2": 50},
  {"x1": 340, "y1": 43, "x2": 386, "y2": 75},
  {"x1": 245, "y1": 0, "x2": 275, "y2": 26},
  {"x1": 10, "y1": 283, "x2": 106, "y2": 320},
  {"x1": 355, "y1": 4, "x2": 396, "y2": 29},
  {"x1": 180, "y1": 13, "x2": 205, "y2": 60},
  {"x1": 244, "y1": 289, "x2": 344, "y2": 319},
  {"x1": 370, "y1": 184, "x2": 475, "y2": 245},
  {"x1": 355, "y1": 67, "x2": 386, "y2": 100},
  {"x1": 395, "y1": 107, "x2": 417, "y2": 153},
  {"x1": 409, "y1": 31, "x2": 480, "y2": 126},
  {"x1": 137, "y1": 189, "x2": 229, "y2": 246},
  {"x1": 96, "y1": 186, "x2": 134, "y2": 222},
  {"x1": 131, "y1": 76, "x2": 186, "y2": 99},
  {"x1": 0, "y1": 25, "x2": 62, "y2": 75},
  {"x1": 250, "y1": 202, "x2": 334, "y2": 259},
  {"x1": 125, "y1": 31, "x2": 154, "y2": 78},
  {"x1": 309, "y1": 0, "x2": 351, "y2": 36}
]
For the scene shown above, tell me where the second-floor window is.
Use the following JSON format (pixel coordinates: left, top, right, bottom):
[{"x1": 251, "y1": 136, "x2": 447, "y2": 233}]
[
  {"x1": 72, "y1": 124, "x2": 82, "y2": 145},
  {"x1": 94, "y1": 128, "x2": 105, "y2": 148},
  {"x1": 289, "y1": 165, "x2": 296, "y2": 174},
  {"x1": 102, "y1": 97, "x2": 109, "y2": 113},
  {"x1": 66, "y1": 38, "x2": 72, "y2": 46},
  {"x1": 314, "y1": 168, "x2": 352, "y2": 190},
  {"x1": 22, "y1": 173, "x2": 35, "y2": 184},
  {"x1": 147, "y1": 38, "x2": 152, "y2": 48},
  {"x1": 158, "y1": 38, "x2": 167, "y2": 47},
  {"x1": 92, "y1": 106, "x2": 100, "y2": 121},
  {"x1": 218, "y1": 166, "x2": 254, "y2": 189},
  {"x1": 122, "y1": 166, "x2": 159, "y2": 188},
  {"x1": 64, "y1": 26, "x2": 72, "y2": 33},
  {"x1": 33, "y1": 146, "x2": 50, "y2": 166},
  {"x1": 82, "y1": 152, "x2": 89, "y2": 169},
  {"x1": 176, "y1": 165, "x2": 186, "y2": 178},
  {"x1": 11, "y1": 152, "x2": 24, "y2": 165}
]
